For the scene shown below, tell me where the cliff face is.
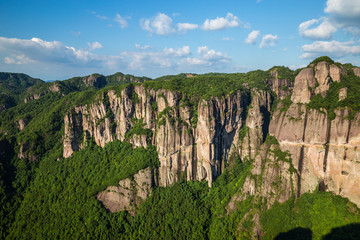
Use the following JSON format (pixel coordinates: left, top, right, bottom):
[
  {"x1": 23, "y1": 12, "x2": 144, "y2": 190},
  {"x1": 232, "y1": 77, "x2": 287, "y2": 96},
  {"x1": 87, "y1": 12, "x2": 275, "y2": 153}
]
[
  {"x1": 268, "y1": 62, "x2": 360, "y2": 207},
  {"x1": 97, "y1": 167, "x2": 155, "y2": 214},
  {"x1": 269, "y1": 104, "x2": 360, "y2": 206},
  {"x1": 63, "y1": 85, "x2": 250, "y2": 187},
  {"x1": 62, "y1": 61, "x2": 360, "y2": 210}
]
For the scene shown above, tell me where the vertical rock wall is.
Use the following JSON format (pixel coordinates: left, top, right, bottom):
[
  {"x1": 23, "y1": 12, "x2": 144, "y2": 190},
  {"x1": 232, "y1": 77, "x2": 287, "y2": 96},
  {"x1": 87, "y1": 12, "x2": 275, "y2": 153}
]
[{"x1": 63, "y1": 85, "x2": 250, "y2": 187}]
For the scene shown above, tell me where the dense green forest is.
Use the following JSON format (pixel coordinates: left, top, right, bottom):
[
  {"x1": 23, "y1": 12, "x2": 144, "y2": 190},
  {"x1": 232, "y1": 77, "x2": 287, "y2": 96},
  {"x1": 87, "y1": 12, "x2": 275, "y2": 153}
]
[{"x1": 1, "y1": 57, "x2": 360, "y2": 239}]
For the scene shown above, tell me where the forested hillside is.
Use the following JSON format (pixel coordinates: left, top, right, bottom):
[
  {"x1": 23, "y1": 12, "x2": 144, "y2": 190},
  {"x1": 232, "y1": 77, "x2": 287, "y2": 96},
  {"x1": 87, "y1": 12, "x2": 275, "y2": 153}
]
[{"x1": 1, "y1": 57, "x2": 360, "y2": 239}]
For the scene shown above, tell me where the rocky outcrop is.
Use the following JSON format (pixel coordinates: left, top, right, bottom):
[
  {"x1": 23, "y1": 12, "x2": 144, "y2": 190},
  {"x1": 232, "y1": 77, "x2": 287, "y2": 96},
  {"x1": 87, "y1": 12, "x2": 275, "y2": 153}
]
[
  {"x1": 97, "y1": 167, "x2": 155, "y2": 213},
  {"x1": 233, "y1": 90, "x2": 272, "y2": 161},
  {"x1": 268, "y1": 68, "x2": 294, "y2": 100},
  {"x1": 17, "y1": 141, "x2": 37, "y2": 161},
  {"x1": 291, "y1": 68, "x2": 316, "y2": 104},
  {"x1": 354, "y1": 67, "x2": 360, "y2": 78},
  {"x1": 291, "y1": 62, "x2": 345, "y2": 103},
  {"x1": 269, "y1": 104, "x2": 360, "y2": 207},
  {"x1": 63, "y1": 85, "x2": 250, "y2": 187},
  {"x1": 338, "y1": 88, "x2": 347, "y2": 101},
  {"x1": 82, "y1": 74, "x2": 107, "y2": 88},
  {"x1": 49, "y1": 83, "x2": 60, "y2": 92},
  {"x1": 24, "y1": 93, "x2": 41, "y2": 103},
  {"x1": 18, "y1": 119, "x2": 26, "y2": 131}
]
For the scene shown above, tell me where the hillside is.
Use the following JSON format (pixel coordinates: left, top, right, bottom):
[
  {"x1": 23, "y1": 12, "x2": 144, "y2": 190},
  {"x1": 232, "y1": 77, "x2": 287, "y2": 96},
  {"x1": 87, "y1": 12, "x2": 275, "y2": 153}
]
[{"x1": 1, "y1": 57, "x2": 360, "y2": 239}]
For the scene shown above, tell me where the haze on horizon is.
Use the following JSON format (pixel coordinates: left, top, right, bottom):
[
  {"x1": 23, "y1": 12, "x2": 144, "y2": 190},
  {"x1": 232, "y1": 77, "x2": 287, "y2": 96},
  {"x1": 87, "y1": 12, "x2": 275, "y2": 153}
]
[{"x1": 0, "y1": 0, "x2": 359, "y2": 81}]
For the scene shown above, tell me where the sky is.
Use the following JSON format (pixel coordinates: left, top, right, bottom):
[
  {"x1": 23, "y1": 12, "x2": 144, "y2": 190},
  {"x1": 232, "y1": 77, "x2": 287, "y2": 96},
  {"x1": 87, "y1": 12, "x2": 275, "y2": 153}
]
[{"x1": 0, "y1": 0, "x2": 360, "y2": 81}]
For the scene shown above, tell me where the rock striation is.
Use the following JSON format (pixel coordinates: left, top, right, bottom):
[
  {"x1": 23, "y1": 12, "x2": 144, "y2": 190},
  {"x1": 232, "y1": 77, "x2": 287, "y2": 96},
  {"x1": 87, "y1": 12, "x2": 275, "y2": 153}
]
[
  {"x1": 269, "y1": 105, "x2": 360, "y2": 207},
  {"x1": 62, "y1": 60, "x2": 360, "y2": 211},
  {"x1": 63, "y1": 85, "x2": 250, "y2": 187}
]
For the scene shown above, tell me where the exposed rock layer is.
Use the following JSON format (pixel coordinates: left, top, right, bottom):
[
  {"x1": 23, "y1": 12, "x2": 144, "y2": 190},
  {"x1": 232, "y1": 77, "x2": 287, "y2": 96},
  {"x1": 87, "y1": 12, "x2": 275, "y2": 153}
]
[
  {"x1": 63, "y1": 61, "x2": 360, "y2": 209},
  {"x1": 63, "y1": 85, "x2": 250, "y2": 187},
  {"x1": 97, "y1": 167, "x2": 155, "y2": 213}
]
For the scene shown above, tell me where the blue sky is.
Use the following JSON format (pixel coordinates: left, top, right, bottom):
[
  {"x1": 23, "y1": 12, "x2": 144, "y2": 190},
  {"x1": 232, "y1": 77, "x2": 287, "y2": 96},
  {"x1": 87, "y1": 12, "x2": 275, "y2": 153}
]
[{"x1": 0, "y1": 0, "x2": 359, "y2": 80}]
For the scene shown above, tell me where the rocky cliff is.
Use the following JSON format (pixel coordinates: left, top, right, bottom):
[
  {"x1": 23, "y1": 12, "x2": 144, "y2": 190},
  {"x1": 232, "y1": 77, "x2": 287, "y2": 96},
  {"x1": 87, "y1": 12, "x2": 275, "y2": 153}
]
[
  {"x1": 268, "y1": 61, "x2": 360, "y2": 207},
  {"x1": 62, "y1": 60, "x2": 360, "y2": 212},
  {"x1": 63, "y1": 84, "x2": 250, "y2": 187}
]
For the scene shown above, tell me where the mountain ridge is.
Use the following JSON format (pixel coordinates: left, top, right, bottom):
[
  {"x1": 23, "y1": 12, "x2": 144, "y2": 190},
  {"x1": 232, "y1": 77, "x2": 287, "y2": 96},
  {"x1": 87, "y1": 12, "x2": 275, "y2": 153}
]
[{"x1": 1, "y1": 56, "x2": 360, "y2": 239}]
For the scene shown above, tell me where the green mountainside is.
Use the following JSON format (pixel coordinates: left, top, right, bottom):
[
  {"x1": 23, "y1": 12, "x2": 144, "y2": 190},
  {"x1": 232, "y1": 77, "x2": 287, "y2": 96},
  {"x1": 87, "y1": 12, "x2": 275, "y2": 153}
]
[{"x1": 1, "y1": 57, "x2": 360, "y2": 239}]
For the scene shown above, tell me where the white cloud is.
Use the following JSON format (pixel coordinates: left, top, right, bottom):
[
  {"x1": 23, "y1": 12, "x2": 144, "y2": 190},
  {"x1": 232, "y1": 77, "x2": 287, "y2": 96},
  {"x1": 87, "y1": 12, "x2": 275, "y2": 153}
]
[
  {"x1": 119, "y1": 45, "x2": 230, "y2": 72},
  {"x1": 164, "y1": 46, "x2": 191, "y2": 56},
  {"x1": 140, "y1": 13, "x2": 175, "y2": 35},
  {"x1": 114, "y1": 14, "x2": 128, "y2": 28},
  {"x1": 197, "y1": 46, "x2": 230, "y2": 61},
  {"x1": 345, "y1": 26, "x2": 360, "y2": 35},
  {"x1": 245, "y1": 30, "x2": 260, "y2": 44},
  {"x1": 259, "y1": 34, "x2": 278, "y2": 48},
  {"x1": 0, "y1": 36, "x2": 233, "y2": 79},
  {"x1": 298, "y1": 18, "x2": 337, "y2": 40},
  {"x1": 301, "y1": 40, "x2": 360, "y2": 59},
  {"x1": 88, "y1": 41, "x2": 103, "y2": 51},
  {"x1": 135, "y1": 44, "x2": 151, "y2": 50},
  {"x1": 325, "y1": 0, "x2": 360, "y2": 19},
  {"x1": 0, "y1": 37, "x2": 100, "y2": 66},
  {"x1": 180, "y1": 46, "x2": 230, "y2": 70},
  {"x1": 4, "y1": 55, "x2": 34, "y2": 64},
  {"x1": 4, "y1": 57, "x2": 15, "y2": 64},
  {"x1": 202, "y1": 13, "x2": 240, "y2": 31},
  {"x1": 31, "y1": 37, "x2": 62, "y2": 49},
  {"x1": 289, "y1": 64, "x2": 306, "y2": 70},
  {"x1": 177, "y1": 23, "x2": 198, "y2": 32}
]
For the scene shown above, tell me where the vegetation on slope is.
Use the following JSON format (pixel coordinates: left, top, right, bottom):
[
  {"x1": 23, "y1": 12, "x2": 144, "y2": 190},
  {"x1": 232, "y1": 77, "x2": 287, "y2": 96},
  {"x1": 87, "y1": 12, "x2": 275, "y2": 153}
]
[
  {"x1": 144, "y1": 70, "x2": 277, "y2": 101},
  {"x1": 1, "y1": 59, "x2": 360, "y2": 239},
  {"x1": 307, "y1": 68, "x2": 360, "y2": 119},
  {"x1": 0, "y1": 73, "x2": 43, "y2": 108},
  {"x1": 261, "y1": 191, "x2": 360, "y2": 240},
  {"x1": 308, "y1": 56, "x2": 335, "y2": 67},
  {"x1": 7, "y1": 140, "x2": 158, "y2": 239}
]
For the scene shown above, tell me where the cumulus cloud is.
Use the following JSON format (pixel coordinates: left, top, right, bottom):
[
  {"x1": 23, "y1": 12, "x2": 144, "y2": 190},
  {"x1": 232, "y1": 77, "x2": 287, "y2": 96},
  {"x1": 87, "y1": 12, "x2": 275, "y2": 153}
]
[
  {"x1": 325, "y1": 0, "x2": 360, "y2": 19},
  {"x1": 197, "y1": 46, "x2": 229, "y2": 61},
  {"x1": 299, "y1": 0, "x2": 360, "y2": 41},
  {"x1": 179, "y1": 46, "x2": 230, "y2": 70},
  {"x1": 245, "y1": 30, "x2": 260, "y2": 44},
  {"x1": 164, "y1": 46, "x2": 191, "y2": 56},
  {"x1": 259, "y1": 34, "x2": 278, "y2": 48},
  {"x1": 325, "y1": 0, "x2": 360, "y2": 35},
  {"x1": 114, "y1": 14, "x2": 128, "y2": 28},
  {"x1": 301, "y1": 40, "x2": 360, "y2": 59},
  {"x1": 140, "y1": 13, "x2": 175, "y2": 35},
  {"x1": 88, "y1": 41, "x2": 103, "y2": 51},
  {"x1": 0, "y1": 37, "x2": 101, "y2": 67},
  {"x1": 298, "y1": 18, "x2": 337, "y2": 40},
  {"x1": 202, "y1": 13, "x2": 240, "y2": 31},
  {"x1": 177, "y1": 23, "x2": 198, "y2": 32}
]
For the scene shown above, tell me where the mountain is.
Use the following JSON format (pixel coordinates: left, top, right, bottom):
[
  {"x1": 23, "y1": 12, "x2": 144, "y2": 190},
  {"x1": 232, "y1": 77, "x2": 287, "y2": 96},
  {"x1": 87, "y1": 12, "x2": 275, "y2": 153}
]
[
  {"x1": 0, "y1": 73, "x2": 43, "y2": 111},
  {"x1": 1, "y1": 57, "x2": 360, "y2": 239}
]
